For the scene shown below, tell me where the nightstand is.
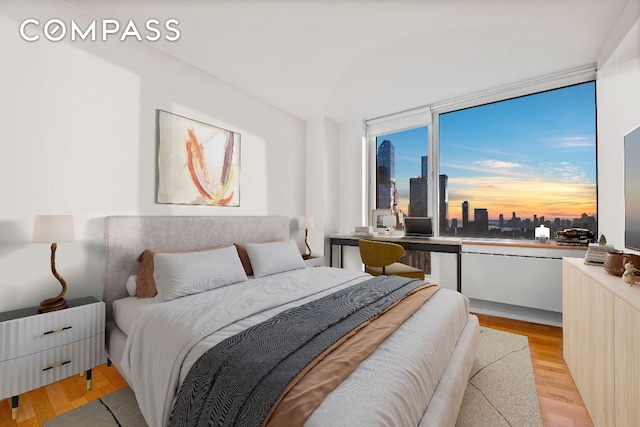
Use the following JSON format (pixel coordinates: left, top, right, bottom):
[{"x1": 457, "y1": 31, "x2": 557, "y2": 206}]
[
  {"x1": 0, "y1": 297, "x2": 106, "y2": 420},
  {"x1": 304, "y1": 256, "x2": 324, "y2": 267}
]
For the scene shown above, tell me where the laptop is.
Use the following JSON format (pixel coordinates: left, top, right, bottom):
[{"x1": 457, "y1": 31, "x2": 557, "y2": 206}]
[{"x1": 404, "y1": 217, "x2": 433, "y2": 238}]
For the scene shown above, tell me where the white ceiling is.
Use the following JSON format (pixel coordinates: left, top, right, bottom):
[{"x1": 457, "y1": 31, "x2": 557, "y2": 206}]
[{"x1": 65, "y1": 0, "x2": 631, "y2": 123}]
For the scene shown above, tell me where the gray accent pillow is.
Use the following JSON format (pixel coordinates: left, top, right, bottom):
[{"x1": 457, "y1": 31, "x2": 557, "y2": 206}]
[
  {"x1": 245, "y1": 239, "x2": 306, "y2": 279},
  {"x1": 153, "y1": 246, "x2": 248, "y2": 302}
]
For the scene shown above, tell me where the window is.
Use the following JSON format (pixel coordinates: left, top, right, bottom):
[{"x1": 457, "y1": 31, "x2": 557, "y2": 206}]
[
  {"x1": 367, "y1": 71, "x2": 598, "y2": 243},
  {"x1": 374, "y1": 126, "x2": 433, "y2": 274},
  {"x1": 367, "y1": 108, "x2": 432, "y2": 273},
  {"x1": 438, "y1": 82, "x2": 597, "y2": 239},
  {"x1": 375, "y1": 126, "x2": 429, "y2": 220}
]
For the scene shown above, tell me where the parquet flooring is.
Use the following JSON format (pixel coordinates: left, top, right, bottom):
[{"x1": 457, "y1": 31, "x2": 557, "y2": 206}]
[
  {"x1": 0, "y1": 364, "x2": 127, "y2": 427},
  {"x1": 0, "y1": 314, "x2": 593, "y2": 426}
]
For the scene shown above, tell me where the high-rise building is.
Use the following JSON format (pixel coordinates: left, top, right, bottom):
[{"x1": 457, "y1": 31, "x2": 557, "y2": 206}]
[
  {"x1": 475, "y1": 208, "x2": 489, "y2": 233},
  {"x1": 409, "y1": 177, "x2": 428, "y2": 217},
  {"x1": 499, "y1": 213, "x2": 504, "y2": 228},
  {"x1": 376, "y1": 140, "x2": 395, "y2": 209},
  {"x1": 462, "y1": 201, "x2": 469, "y2": 231},
  {"x1": 421, "y1": 155, "x2": 428, "y2": 178},
  {"x1": 439, "y1": 174, "x2": 448, "y2": 231}
]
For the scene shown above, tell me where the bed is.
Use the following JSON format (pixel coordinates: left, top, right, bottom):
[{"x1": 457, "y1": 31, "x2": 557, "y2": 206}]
[{"x1": 103, "y1": 215, "x2": 479, "y2": 427}]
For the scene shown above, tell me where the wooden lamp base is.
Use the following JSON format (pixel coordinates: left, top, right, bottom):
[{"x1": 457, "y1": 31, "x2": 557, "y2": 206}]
[
  {"x1": 39, "y1": 296, "x2": 68, "y2": 313},
  {"x1": 39, "y1": 242, "x2": 69, "y2": 313},
  {"x1": 303, "y1": 228, "x2": 312, "y2": 260}
]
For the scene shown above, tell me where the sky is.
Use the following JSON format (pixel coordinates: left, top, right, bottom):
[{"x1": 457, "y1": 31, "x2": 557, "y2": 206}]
[{"x1": 377, "y1": 82, "x2": 597, "y2": 222}]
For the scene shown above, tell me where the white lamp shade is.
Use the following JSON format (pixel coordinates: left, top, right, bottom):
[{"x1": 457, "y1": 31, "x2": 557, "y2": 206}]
[
  {"x1": 535, "y1": 224, "x2": 550, "y2": 239},
  {"x1": 299, "y1": 216, "x2": 314, "y2": 230},
  {"x1": 33, "y1": 215, "x2": 75, "y2": 243}
]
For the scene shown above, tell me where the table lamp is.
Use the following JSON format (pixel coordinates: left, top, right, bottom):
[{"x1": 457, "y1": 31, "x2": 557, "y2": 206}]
[
  {"x1": 33, "y1": 215, "x2": 75, "y2": 313},
  {"x1": 535, "y1": 224, "x2": 550, "y2": 243},
  {"x1": 299, "y1": 216, "x2": 314, "y2": 260}
]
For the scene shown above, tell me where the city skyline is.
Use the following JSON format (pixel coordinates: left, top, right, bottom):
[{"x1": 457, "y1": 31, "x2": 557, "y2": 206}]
[{"x1": 377, "y1": 81, "x2": 597, "y2": 222}]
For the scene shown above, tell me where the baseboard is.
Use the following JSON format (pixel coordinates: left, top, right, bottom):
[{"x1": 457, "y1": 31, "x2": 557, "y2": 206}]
[{"x1": 469, "y1": 298, "x2": 562, "y2": 327}]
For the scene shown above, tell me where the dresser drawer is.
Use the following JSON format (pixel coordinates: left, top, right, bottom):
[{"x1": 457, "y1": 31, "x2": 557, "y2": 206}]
[
  {"x1": 0, "y1": 333, "x2": 105, "y2": 398},
  {"x1": 0, "y1": 302, "x2": 105, "y2": 361}
]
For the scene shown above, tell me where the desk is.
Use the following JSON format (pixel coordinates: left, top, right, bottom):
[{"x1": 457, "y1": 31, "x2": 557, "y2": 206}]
[{"x1": 329, "y1": 234, "x2": 463, "y2": 292}]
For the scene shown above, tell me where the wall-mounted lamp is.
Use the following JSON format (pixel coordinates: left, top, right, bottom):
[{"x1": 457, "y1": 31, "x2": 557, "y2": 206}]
[
  {"x1": 32, "y1": 215, "x2": 75, "y2": 313},
  {"x1": 299, "y1": 216, "x2": 314, "y2": 260}
]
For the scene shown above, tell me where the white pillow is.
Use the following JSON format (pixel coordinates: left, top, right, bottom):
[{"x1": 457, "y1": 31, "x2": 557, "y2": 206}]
[
  {"x1": 125, "y1": 275, "x2": 137, "y2": 297},
  {"x1": 245, "y1": 239, "x2": 306, "y2": 279},
  {"x1": 153, "y1": 245, "x2": 248, "y2": 302}
]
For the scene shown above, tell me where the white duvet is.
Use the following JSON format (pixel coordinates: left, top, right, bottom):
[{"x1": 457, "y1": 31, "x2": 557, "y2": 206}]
[{"x1": 119, "y1": 267, "x2": 469, "y2": 427}]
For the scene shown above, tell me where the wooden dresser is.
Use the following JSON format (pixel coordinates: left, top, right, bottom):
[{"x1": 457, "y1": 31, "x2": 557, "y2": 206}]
[
  {"x1": 562, "y1": 257, "x2": 640, "y2": 427},
  {"x1": 0, "y1": 297, "x2": 106, "y2": 419}
]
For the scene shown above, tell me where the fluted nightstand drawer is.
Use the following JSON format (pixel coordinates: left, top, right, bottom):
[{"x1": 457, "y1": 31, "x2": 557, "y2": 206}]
[
  {"x1": 0, "y1": 300, "x2": 105, "y2": 361},
  {"x1": 0, "y1": 333, "x2": 105, "y2": 398}
]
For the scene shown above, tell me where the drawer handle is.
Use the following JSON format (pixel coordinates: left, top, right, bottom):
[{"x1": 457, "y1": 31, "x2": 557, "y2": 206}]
[
  {"x1": 43, "y1": 326, "x2": 72, "y2": 335},
  {"x1": 43, "y1": 360, "x2": 71, "y2": 371}
]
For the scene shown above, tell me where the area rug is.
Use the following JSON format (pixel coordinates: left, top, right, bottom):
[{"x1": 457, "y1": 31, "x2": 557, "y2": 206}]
[
  {"x1": 45, "y1": 327, "x2": 541, "y2": 427},
  {"x1": 456, "y1": 327, "x2": 542, "y2": 427}
]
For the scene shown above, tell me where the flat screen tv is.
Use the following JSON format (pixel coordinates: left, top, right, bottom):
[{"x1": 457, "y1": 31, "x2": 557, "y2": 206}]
[{"x1": 625, "y1": 124, "x2": 640, "y2": 252}]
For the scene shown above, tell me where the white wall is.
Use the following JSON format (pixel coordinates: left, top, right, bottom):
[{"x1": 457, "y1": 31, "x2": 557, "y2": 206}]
[
  {"x1": 0, "y1": 2, "x2": 306, "y2": 312},
  {"x1": 305, "y1": 117, "x2": 342, "y2": 262},
  {"x1": 334, "y1": 121, "x2": 366, "y2": 270},
  {"x1": 597, "y1": 10, "x2": 640, "y2": 254}
]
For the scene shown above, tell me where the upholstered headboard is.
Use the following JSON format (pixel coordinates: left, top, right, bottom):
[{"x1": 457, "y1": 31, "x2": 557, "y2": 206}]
[{"x1": 103, "y1": 215, "x2": 290, "y2": 321}]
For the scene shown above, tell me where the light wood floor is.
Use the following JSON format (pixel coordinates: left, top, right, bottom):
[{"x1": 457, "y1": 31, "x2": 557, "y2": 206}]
[
  {"x1": 0, "y1": 314, "x2": 593, "y2": 426},
  {"x1": 475, "y1": 314, "x2": 593, "y2": 427}
]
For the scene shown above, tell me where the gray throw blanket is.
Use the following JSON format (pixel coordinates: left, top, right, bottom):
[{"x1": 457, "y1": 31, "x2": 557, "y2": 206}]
[{"x1": 170, "y1": 275, "x2": 426, "y2": 427}]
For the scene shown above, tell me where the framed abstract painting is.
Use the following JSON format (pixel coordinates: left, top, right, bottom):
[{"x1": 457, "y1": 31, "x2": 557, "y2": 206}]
[{"x1": 157, "y1": 110, "x2": 240, "y2": 206}]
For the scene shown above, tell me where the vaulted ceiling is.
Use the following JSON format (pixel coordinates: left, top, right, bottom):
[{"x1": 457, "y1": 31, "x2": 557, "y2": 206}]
[{"x1": 66, "y1": 0, "x2": 632, "y2": 123}]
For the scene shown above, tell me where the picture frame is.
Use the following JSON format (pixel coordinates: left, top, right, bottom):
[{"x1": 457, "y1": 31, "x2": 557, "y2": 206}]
[
  {"x1": 157, "y1": 110, "x2": 240, "y2": 206},
  {"x1": 371, "y1": 209, "x2": 393, "y2": 232}
]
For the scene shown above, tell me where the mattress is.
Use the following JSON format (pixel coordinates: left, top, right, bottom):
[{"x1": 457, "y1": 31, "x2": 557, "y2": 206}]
[
  {"x1": 112, "y1": 295, "x2": 158, "y2": 336},
  {"x1": 115, "y1": 266, "x2": 470, "y2": 427}
]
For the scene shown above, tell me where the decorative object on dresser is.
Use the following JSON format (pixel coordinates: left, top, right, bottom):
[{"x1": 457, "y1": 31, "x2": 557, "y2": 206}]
[
  {"x1": 603, "y1": 252, "x2": 640, "y2": 276},
  {"x1": 584, "y1": 241, "x2": 616, "y2": 265},
  {"x1": 0, "y1": 297, "x2": 106, "y2": 420},
  {"x1": 622, "y1": 262, "x2": 639, "y2": 285},
  {"x1": 157, "y1": 110, "x2": 240, "y2": 207},
  {"x1": 32, "y1": 215, "x2": 75, "y2": 313},
  {"x1": 299, "y1": 215, "x2": 314, "y2": 259}
]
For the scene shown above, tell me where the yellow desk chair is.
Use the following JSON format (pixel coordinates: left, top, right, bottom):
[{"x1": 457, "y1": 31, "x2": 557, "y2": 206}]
[{"x1": 358, "y1": 239, "x2": 425, "y2": 281}]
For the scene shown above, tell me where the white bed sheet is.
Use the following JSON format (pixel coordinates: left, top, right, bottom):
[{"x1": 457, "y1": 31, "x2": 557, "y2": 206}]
[
  {"x1": 112, "y1": 295, "x2": 159, "y2": 336},
  {"x1": 117, "y1": 267, "x2": 470, "y2": 427}
]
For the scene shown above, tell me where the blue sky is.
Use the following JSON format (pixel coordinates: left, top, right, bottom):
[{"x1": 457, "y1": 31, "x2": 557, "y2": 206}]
[{"x1": 377, "y1": 81, "x2": 597, "y2": 221}]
